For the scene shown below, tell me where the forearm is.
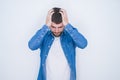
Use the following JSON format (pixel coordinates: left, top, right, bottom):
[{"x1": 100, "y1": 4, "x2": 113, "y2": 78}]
[
  {"x1": 28, "y1": 25, "x2": 50, "y2": 50},
  {"x1": 65, "y1": 23, "x2": 88, "y2": 49}
]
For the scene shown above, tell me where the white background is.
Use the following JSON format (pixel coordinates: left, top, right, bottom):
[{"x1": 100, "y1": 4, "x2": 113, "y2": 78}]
[{"x1": 0, "y1": 0, "x2": 120, "y2": 80}]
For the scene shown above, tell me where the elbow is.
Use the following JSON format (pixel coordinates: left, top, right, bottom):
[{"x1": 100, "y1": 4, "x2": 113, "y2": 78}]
[
  {"x1": 28, "y1": 42, "x2": 37, "y2": 51},
  {"x1": 80, "y1": 40, "x2": 88, "y2": 49}
]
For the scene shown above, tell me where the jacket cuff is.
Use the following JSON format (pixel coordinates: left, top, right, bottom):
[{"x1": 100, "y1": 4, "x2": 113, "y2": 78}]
[
  {"x1": 64, "y1": 23, "x2": 73, "y2": 32},
  {"x1": 42, "y1": 25, "x2": 50, "y2": 32}
]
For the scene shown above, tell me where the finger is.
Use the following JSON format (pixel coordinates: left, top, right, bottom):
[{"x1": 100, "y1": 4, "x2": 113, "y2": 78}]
[
  {"x1": 47, "y1": 9, "x2": 54, "y2": 20},
  {"x1": 60, "y1": 8, "x2": 66, "y2": 13},
  {"x1": 59, "y1": 12, "x2": 64, "y2": 19},
  {"x1": 60, "y1": 11, "x2": 67, "y2": 19},
  {"x1": 48, "y1": 9, "x2": 54, "y2": 14},
  {"x1": 49, "y1": 11, "x2": 54, "y2": 20},
  {"x1": 60, "y1": 9, "x2": 67, "y2": 17}
]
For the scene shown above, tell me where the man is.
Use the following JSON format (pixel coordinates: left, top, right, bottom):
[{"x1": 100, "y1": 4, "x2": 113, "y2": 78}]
[{"x1": 28, "y1": 7, "x2": 88, "y2": 80}]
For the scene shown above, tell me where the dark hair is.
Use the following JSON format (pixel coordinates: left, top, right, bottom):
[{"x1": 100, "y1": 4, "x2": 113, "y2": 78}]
[{"x1": 52, "y1": 7, "x2": 62, "y2": 24}]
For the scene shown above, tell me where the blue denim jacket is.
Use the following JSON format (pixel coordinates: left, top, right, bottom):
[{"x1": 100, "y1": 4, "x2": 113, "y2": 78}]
[{"x1": 28, "y1": 23, "x2": 87, "y2": 80}]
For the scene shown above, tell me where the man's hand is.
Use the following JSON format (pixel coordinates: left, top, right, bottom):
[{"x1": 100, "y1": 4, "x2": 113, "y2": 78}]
[
  {"x1": 60, "y1": 9, "x2": 69, "y2": 26},
  {"x1": 46, "y1": 9, "x2": 54, "y2": 27}
]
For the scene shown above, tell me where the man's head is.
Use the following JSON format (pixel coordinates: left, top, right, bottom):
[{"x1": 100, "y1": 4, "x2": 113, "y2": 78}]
[
  {"x1": 52, "y1": 7, "x2": 62, "y2": 24},
  {"x1": 50, "y1": 7, "x2": 64, "y2": 37}
]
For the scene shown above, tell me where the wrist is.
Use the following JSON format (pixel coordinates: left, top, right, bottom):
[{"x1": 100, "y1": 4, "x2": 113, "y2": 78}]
[
  {"x1": 46, "y1": 23, "x2": 51, "y2": 27},
  {"x1": 63, "y1": 22, "x2": 69, "y2": 26}
]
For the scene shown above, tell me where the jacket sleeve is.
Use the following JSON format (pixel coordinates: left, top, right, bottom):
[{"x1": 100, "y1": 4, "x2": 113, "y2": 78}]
[
  {"x1": 28, "y1": 25, "x2": 50, "y2": 50},
  {"x1": 64, "y1": 23, "x2": 88, "y2": 49}
]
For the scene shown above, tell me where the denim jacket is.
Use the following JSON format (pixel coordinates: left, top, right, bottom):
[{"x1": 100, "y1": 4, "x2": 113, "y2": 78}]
[{"x1": 28, "y1": 23, "x2": 87, "y2": 80}]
